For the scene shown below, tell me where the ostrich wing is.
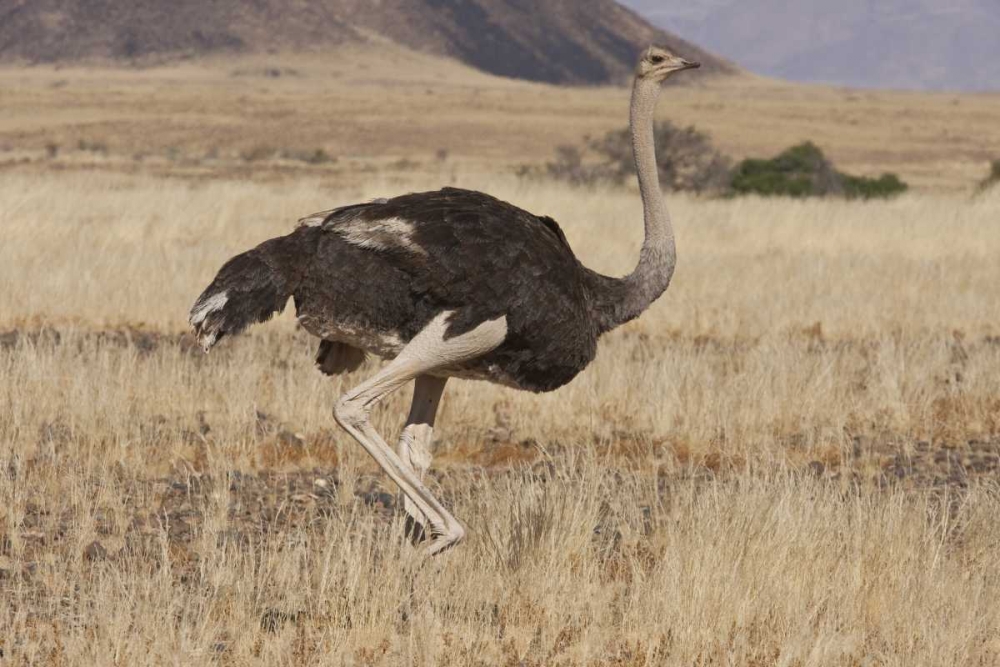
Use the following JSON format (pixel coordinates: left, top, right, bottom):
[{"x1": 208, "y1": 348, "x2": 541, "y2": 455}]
[
  {"x1": 318, "y1": 187, "x2": 589, "y2": 340},
  {"x1": 297, "y1": 199, "x2": 389, "y2": 229}
]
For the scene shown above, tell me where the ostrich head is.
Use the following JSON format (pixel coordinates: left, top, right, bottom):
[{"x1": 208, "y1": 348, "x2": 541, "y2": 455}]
[{"x1": 636, "y1": 46, "x2": 701, "y2": 82}]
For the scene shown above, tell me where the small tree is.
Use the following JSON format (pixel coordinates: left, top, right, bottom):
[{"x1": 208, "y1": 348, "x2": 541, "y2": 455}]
[
  {"x1": 543, "y1": 121, "x2": 731, "y2": 194},
  {"x1": 591, "y1": 122, "x2": 731, "y2": 193},
  {"x1": 546, "y1": 145, "x2": 608, "y2": 186}
]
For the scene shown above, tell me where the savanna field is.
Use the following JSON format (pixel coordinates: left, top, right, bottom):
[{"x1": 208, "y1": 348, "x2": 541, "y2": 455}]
[{"x1": 2, "y1": 55, "x2": 1000, "y2": 666}]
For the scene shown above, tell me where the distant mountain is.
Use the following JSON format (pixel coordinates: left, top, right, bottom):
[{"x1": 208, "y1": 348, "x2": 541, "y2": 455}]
[
  {"x1": 0, "y1": 0, "x2": 738, "y2": 84},
  {"x1": 621, "y1": 0, "x2": 1000, "y2": 92}
]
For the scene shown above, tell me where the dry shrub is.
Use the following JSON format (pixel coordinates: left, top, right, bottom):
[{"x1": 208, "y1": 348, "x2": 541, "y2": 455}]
[{"x1": 545, "y1": 121, "x2": 731, "y2": 193}]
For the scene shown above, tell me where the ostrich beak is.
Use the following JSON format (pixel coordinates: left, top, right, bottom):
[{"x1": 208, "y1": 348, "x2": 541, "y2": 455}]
[{"x1": 680, "y1": 59, "x2": 701, "y2": 70}]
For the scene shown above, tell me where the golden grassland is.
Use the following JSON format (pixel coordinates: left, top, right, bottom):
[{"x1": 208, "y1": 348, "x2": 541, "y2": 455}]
[
  {"x1": 1, "y1": 165, "x2": 999, "y2": 664},
  {"x1": 2, "y1": 42, "x2": 1000, "y2": 665},
  {"x1": 1, "y1": 46, "x2": 1000, "y2": 191}
]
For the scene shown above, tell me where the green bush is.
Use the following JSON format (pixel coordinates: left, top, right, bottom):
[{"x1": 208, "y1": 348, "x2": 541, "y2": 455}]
[
  {"x1": 730, "y1": 142, "x2": 906, "y2": 199},
  {"x1": 542, "y1": 134, "x2": 908, "y2": 200},
  {"x1": 77, "y1": 139, "x2": 109, "y2": 154},
  {"x1": 731, "y1": 142, "x2": 839, "y2": 197},
  {"x1": 978, "y1": 160, "x2": 1000, "y2": 193},
  {"x1": 842, "y1": 173, "x2": 908, "y2": 200}
]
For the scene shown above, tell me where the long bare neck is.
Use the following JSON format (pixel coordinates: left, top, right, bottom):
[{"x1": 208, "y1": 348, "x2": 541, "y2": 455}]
[{"x1": 586, "y1": 77, "x2": 676, "y2": 334}]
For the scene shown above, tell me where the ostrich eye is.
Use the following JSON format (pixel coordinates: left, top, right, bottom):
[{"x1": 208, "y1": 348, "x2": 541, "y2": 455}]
[{"x1": 650, "y1": 55, "x2": 666, "y2": 65}]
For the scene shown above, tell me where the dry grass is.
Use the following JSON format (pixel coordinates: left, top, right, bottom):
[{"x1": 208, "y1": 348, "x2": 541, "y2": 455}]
[
  {"x1": 3, "y1": 171, "x2": 999, "y2": 335},
  {"x1": 1, "y1": 169, "x2": 999, "y2": 664},
  {"x1": 2, "y1": 49, "x2": 1000, "y2": 192}
]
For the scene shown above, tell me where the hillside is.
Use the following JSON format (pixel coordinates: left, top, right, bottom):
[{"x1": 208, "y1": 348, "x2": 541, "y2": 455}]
[
  {"x1": 621, "y1": 0, "x2": 1000, "y2": 92},
  {"x1": 0, "y1": 0, "x2": 736, "y2": 84}
]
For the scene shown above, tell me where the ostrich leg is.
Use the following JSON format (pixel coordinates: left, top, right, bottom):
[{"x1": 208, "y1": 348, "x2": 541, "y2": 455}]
[
  {"x1": 398, "y1": 375, "x2": 447, "y2": 540},
  {"x1": 333, "y1": 312, "x2": 507, "y2": 555}
]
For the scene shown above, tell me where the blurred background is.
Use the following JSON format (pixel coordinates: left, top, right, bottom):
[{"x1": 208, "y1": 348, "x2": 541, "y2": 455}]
[
  {"x1": 623, "y1": 0, "x2": 1000, "y2": 91},
  {"x1": 1, "y1": 0, "x2": 998, "y2": 192}
]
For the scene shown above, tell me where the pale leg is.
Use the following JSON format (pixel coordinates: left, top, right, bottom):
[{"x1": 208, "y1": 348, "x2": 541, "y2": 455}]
[
  {"x1": 398, "y1": 375, "x2": 447, "y2": 536},
  {"x1": 333, "y1": 313, "x2": 507, "y2": 555}
]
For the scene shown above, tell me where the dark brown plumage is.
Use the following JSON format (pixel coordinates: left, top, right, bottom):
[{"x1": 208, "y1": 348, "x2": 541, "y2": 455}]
[
  {"x1": 192, "y1": 187, "x2": 607, "y2": 392},
  {"x1": 316, "y1": 340, "x2": 367, "y2": 375}
]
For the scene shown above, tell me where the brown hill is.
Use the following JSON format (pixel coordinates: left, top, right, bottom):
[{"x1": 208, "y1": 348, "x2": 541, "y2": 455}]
[{"x1": 0, "y1": 0, "x2": 737, "y2": 84}]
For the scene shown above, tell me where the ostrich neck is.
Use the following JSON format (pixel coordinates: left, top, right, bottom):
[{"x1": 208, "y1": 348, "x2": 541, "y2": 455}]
[{"x1": 586, "y1": 77, "x2": 676, "y2": 334}]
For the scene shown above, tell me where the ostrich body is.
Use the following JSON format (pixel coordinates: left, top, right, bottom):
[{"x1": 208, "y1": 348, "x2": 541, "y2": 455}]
[{"x1": 190, "y1": 47, "x2": 700, "y2": 554}]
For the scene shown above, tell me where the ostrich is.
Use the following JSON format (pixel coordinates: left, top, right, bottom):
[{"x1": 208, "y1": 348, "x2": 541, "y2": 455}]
[{"x1": 189, "y1": 46, "x2": 700, "y2": 555}]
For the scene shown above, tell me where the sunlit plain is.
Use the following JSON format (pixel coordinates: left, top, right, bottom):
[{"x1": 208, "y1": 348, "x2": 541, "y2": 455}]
[
  {"x1": 1, "y1": 46, "x2": 1000, "y2": 665},
  {"x1": 2, "y1": 170, "x2": 999, "y2": 664}
]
